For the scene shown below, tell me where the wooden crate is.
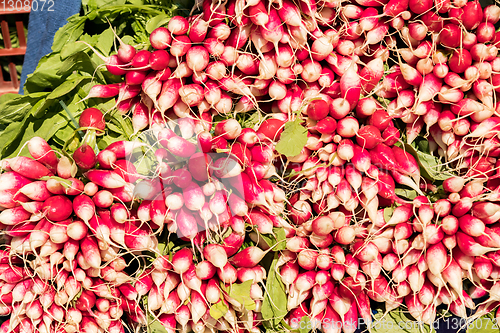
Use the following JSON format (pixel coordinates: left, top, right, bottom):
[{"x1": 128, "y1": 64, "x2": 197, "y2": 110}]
[{"x1": 0, "y1": 4, "x2": 30, "y2": 95}]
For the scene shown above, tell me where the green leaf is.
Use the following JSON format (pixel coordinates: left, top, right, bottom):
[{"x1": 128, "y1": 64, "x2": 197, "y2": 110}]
[
  {"x1": 61, "y1": 37, "x2": 91, "y2": 60},
  {"x1": 90, "y1": 0, "x2": 127, "y2": 7},
  {"x1": 299, "y1": 316, "x2": 312, "y2": 333},
  {"x1": 376, "y1": 95, "x2": 392, "y2": 108},
  {"x1": 0, "y1": 92, "x2": 49, "y2": 125},
  {"x1": 45, "y1": 77, "x2": 91, "y2": 103},
  {"x1": 96, "y1": 28, "x2": 116, "y2": 57},
  {"x1": 427, "y1": 185, "x2": 447, "y2": 203},
  {"x1": 157, "y1": 240, "x2": 175, "y2": 257},
  {"x1": 403, "y1": 144, "x2": 455, "y2": 181},
  {"x1": 220, "y1": 280, "x2": 256, "y2": 311},
  {"x1": 57, "y1": 52, "x2": 104, "y2": 82},
  {"x1": 149, "y1": 321, "x2": 168, "y2": 333},
  {"x1": 121, "y1": 35, "x2": 135, "y2": 45},
  {"x1": 262, "y1": 253, "x2": 288, "y2": 329},
  {"x1": 53, "y1": 124, "x2": 76, "y2": 146},
  {"x1": 0, "y1": 118, "x2": 29, "y2": 158},
  {"x1": 146, "y1": 14, "x2": 171, "y2": 34},
  {"x1": 1, "y1": 111, "x2": 70, "y2": 158},
  {"x1": 80, "y1": 33, "x2": 100, "y2": 45},
  {"x1": 52, "y1": 15, "x2": 87, "y2": 53},
  {"x1": 260, "y1": 227, "x2": 286, "y2": 251},
  {"x1": 24, "y1": 53, "x2": 66, "y2": 94},
  {"x1": 383, "y1": 207, "x2": 395, "y2": 223},
  {"x1": 241, "y1": 111, "x2": 263, "y2": 129},
  {"x1": 275, "y1": 119, "x2": 308, "y2": 157},
  {"x1": 209, "y1": 300, "x2": 229, "y2": 320},
  {"x1": 134, "y1": 153, "x2": 157, "y2": 177},
  {"x1": 416, "y1": 139, "x2": 431, "y2": 154},
  {"x1": 109, "y1": 111, "x2": 134, "y2": 139},
  {"x1": 97, "y1": 132, "x2": 126, "y2": 150},
  {"x1": 394, "y1": 188, "x2": 418, "y2": 200}
]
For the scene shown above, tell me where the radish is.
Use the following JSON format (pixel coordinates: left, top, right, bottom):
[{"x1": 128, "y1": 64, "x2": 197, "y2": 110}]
[
  {"x1": 150, "y1": 27, "x2": 172, "y2": 50},
  {"x1": 457, "y1": 232, "x2": 498, "y2": 256},
  {"x1": 356, "y1": 125, "x2": 382, "y2": 150},
  {"x1": 42, "y1": 195, "x2": 72, "y2": 222},
  {"x1": 72, "y1": 194, "x2": 95, "y2": 223},
  {"x1": 9, "y1": 157, "x2": 52, "y2": 180},
  {"x1": 84, "y1": 170, "x2": 127, "y2": 188},
  {"x1": 100, "y1": 77, "x2": 132, "y2": 96},
  {"x1": 73, "y1": 145, "x2": 97, "y2": 170},
  {"x1": 18, "y1": 181, "x2": 50, "y2": 202},
  {"x1": 27, "y1": 137, "x2": 58, "y2": 173},
  {"x1": 79, "y1": 108, "x2": 105, "y2": 132}
]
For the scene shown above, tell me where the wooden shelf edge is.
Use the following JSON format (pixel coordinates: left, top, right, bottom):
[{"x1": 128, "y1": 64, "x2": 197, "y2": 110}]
[
  {"x1": 0, "y1": 88, "x2": 20, "y2": 95},
  {"x1": 0, "y1": 48, "x2": 27, "y2": 56}
]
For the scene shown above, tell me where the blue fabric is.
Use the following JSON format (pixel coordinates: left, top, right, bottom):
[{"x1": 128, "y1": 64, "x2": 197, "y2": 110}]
[{"x1": 19, "y1": 0, "x2": 81, "y2": 93}]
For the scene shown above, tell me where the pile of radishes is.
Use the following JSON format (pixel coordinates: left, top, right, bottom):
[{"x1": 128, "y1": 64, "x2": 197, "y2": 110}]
[{"x1": 3, "y1": 0, "x2": 500, "y2": 331}]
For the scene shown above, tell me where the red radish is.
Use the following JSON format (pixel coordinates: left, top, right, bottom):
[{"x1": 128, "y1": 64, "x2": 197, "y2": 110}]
[
  {"x1": 217, "y1": 262, "x2": 237, "y2": 284},
  {"x1": 334, "y1": 226, "x2": 356, "y2": 245},
  {"x1": 168, "y1": 16, "x2": 189, "y2": 35},
  {"x1": 79, "y1": 108, "x2": 105, "y2": 132},
  {"x1": 66, "y1": 220, "x2": 87, "y2": 241},
  {"x1": 188, "y1": 16, "x2": 208, "y2": 42},
  {"x1": 72, "y1": 194, "x2": 95, "y2": 224},
  {"x1": 27, "y1": 137, "x2": 58, "y2": 173},
  {"x1": 315, "y1": 117, "x2": 337, "y2": 135},
  {"x1": 158, "y1": 78, "x2": 182, "y2": 112},
  {"x1": 18, "y1": 181, "x2": 50, "y2": 202},
  {"x1": 186, "y1": 46, "x2": 209, "y2": 72},
  {"x1": 356, "y1": 125, "x2": 382, "y2": 150},
  {"x1": 104, "y1": 140, "x2": 146, "y2": 159},
  {"x1": 73, "y1": 145, "x2": 97, "y2": 170},
  {"x1": 449, "y1": 49, "x2": 472, "y2": 74},
  {"x1": 129, "y1": 49, "x2": 150, "y2": 68},
  {"x1": 27, "y1": 218, "x2": 50, "y2": 249},
  {"x1": 149, "y1": 50, "x2": 170, "y2": 71},
  {"x1": 125, "y1": 70, "x2": 148, "y2": 86},
  {"x1": 215, "y1": 119, "x2": 242, "y2": 140},
  {"x1": 457, "y1": 231, "x2": 497, "y2": 256},
  {"x1": 340, "y1": 64, "x2": 361, "y2": 110},
  {"x1": 150, "y1": 27, "x2": 172, "y2": 50},
  {"x1": 92, "y1": 190, "x2": 113, "y2": 208},
  {"x1": 85, "y1": 170, "x2": 127, "y2": 188},
  {"x1": 87, "y1": 83, "x2": 122, "y2": 102},
  {"x1": 79, "y1": 237, "x2": 101, "y2": 269},
  {"x1": 42, "y1": 195, "x2": 72, "y2": 222},
  {"x1": 97, "y1": 150, "x2": 117, "y2": 170},
  {"x1": 257, "y1": 119, "x2": 285, "y2": 141},
  {"x1": 195, "y1": 261, "x2": 216, "y2": 280},
  {"x1": 0, "y1": 172, "x2": 31, "y2": 193},
  {"x1": 9, "y1": 157, "x2": 52, "y2": 180},
  {"x1": 246, "y1": 210, "x2": 273, "y2": 234},
  {"x1": 171, "y1": 36, "x2": 192, "y2": 58},
  {"x1": 440, "y1": 24, "x2": 461, "y2": 48},
  {"x1": 337, "y1": 117, "x2": 359, "y2": 138}
]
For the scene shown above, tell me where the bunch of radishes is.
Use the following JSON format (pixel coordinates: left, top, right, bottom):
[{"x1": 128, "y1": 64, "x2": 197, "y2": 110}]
[
  {"x1": 145, "y1": 246, "x2": 269, "y2": 333},
  {"x1": 0, "y1": 103, "x2": 288, "y2": 332},
  {"x1": 0, "y1": 141, "x2": 140, "y2": 332}
]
